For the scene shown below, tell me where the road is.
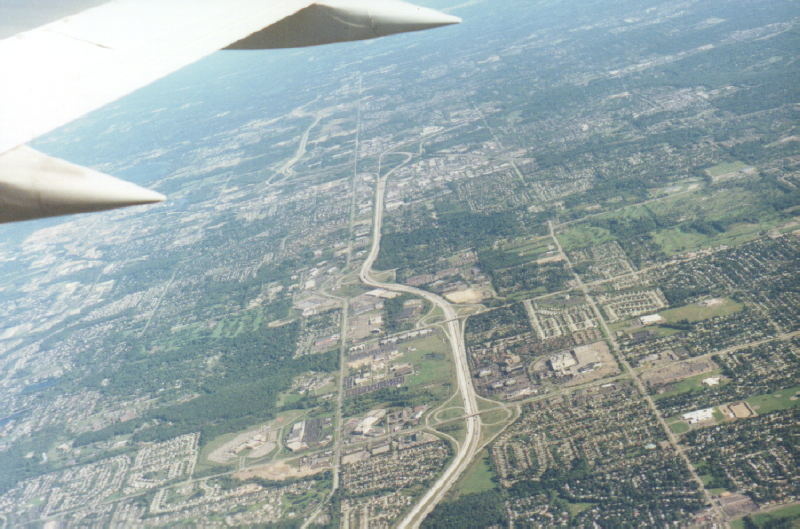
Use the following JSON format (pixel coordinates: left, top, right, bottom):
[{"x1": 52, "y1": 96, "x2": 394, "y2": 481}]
[{"x1": 358, "y1": 150, "x2": 482, "y2": 529}]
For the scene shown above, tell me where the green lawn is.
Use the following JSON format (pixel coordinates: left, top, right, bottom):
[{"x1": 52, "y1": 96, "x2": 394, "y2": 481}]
[
  {"x1": 390, "y1": 333, "x2": 457, "y2": 409},
  {"x1": 404, "y1": 334, "x2": 454, "y2": 388},
  {"x1": 658, "y1": 298, "x2": 743, "y2": 323},
  {"x1": 477, "y1": 396, "x2": 503, "y2": 412},
  {"x1": 652, "y1": 228, "x2": 710, "y2": 255},
  {"x1": 210, "y1": 308, "x2": 268, "y2": 339},
  {"x1": 653, "y1": 221, "x2": 778, "y2": 255},
  {"x1": 732, "y1": 503, "x2": 800, "y2": 529},
  {"x1": 481, "y1": 236, "x2": 555, "y2": 270},
  {"x1": 747, "y1": 386, "x2": 800, "y2": 414},
  {"x1": 333, "y1": 279, "x2": 369, "y2": 298},
  {"x1": 654, "y1": 371, "x2": 722, "y2": 400},
  {"x1": 568, "y1": 502, "x2": 594, "y2": 517},
  {"x1": 436, "y1": 420, "x2": 467, "y2": 445},
  {"x1": 481, "y1": 408, "x2": 511, "y2": 425},
  {"x1": 436, "y1": 407, "x2": 466, "y2": 422},
  {"x1": 705, "y1": 161, "x2": 752, "y2": 178},
  {"x1": 669, "y1": 421, "x2": 690, "y2": 434},
  {"x1": 493, "y1": 235, "x2": 552, "y2": 255},
  {"x1": 276, "y1": 391, "x2": 303, "y2": 407},
  {"x1": 453, "y1": 450, "x2": 497, "y2": 497},
  {"x1": 556, "y1": 225, "x2": 614, "y2": 251}
]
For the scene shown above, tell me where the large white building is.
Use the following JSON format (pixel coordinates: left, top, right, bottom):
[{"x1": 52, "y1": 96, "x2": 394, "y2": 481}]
[{"x1": 682, "y1": 408, "x2": 714, "y2": 424}]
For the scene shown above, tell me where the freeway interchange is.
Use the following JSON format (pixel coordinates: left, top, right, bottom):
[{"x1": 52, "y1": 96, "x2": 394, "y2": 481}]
[{"x1": 358, "y1": 149, "x2": 482, "y2": 529}]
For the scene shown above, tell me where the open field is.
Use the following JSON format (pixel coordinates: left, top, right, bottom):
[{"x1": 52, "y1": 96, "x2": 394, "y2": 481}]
[
  {"x1": 557, "y1": 225, "x2": 614, "y2": 251},
  {"x1": 731, "y1": 504, "x2": 800, "y2": 529},
  {"x1": 653, "y1": 220, "x2": 783, "y2": 255},
  {"x1": 211, "y1": 309, "x2": 263, "y2": 339},
  {"x1": 477, "y1": 396, "x2": 504, "y2": 412},
  {"x1": 611, "y1": 318, "x2": 681, "y2": 339},
  {"x1": 658, "y1": 298, "x2": 743, "y2": 323},
  {"x1": 480, "y1": 421, "x2": 508, "y2": 446},
  {"x1": 494, "y1": 236, "x2": 553, "y2": 258},
  {"x1": 560, "y1": 186, "x2": 791, "y2": 256},
  {"x1": 435, "y1": 419, "x2": 467, "y2": 446},
  {"x1": 234, "y1": 460, "x2": 327, "y2": 481},
  {"x1": 480, "y1": 407, "x2": 512, "y2": 426},
  {"x1": 747, "y1": 385, "x2": 800, "y2": 414},
  {"x1": 705, "y1": 161, "x2": 754, "y2": 179},
  {"x1": 669, "y1": 421, "x2": 690, "y2": 434},
  {"x1": 445, "y1": 288, "x2": 486, "y2": 304},
  {"x1": 479, "y1": 236, "x2": 555, "y2": 271},
  {"x1": 568, "y1": 503, "x2": 594, "y2": 516},
  {"x1": 434, "y1": 407, "x2": 466, "y2": 423},
  {"x1": 404, "y1": 334, "x2": 454, "y2": 389},
  {"x1": 452, "y1": 450, "x2": 496, "y2": 497},
  {"x1": 332, "y1": 280, "x2": 369, "y2": 299},
  {"x1": 648, "y1": 187, "x2": 785, "y2": 254},
  {"x1": 653, "y1": 370, "x2": 723, "y2": 401},
  {"x1": 648, "y1": 180, "x2": 702, "y2": 198}
]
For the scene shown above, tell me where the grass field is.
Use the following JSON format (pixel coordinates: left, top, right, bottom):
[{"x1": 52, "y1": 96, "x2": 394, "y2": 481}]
[
  {"x1": 211, "y1": 307, "x2": 272, "y2": 339},
  {"x1": 560, "y1": 185, "x2": 788, "y2": 256},
  {"x1": 404, "y1": 334, "x2": 453, "y2": 388},
  {"x1": 419, "y1": 305, "x2": 446, "y2": 327},
  {"x1": 479, "y1": 236, "x2": 555, "y2": 270},
  {"x1": 478, "y1": 407, "x2": 514, "y2": 445},
  {"x1": 705, "y1": 161, "x2": 751, "y2": 178},
  {"x1": 747, "y1": 385, "x2": 800, "y2": 414},
  {"x1": 731, "y1": 504, "x2": 800, "y2": 529},
  {"x1": 477, "y1": 396, "x2": 504, "y2": 412},
  {"x1": 611, "y1": 317, "x2": 680, "y2": 338},
  {"x1": 567, "y1": 502, "x2": 594, "y2": 516},
  {"x1": 481, "y1": 407, "x2": 511, "y2": 425},
  {"x1": 648, "y1": 180, "x2": 702, "y2": 198},
  {"x1": 394, "y1": 332, "x2": 458, "y2": 409},
  {"x1": 669, "y1": 421, "x2": 690, "y2": 434},
  {"x1": 652, "y1": 228, "x2": 709, "y2": 255},
  {"x1": 495, "y1": 236, "x2": 553, "y2": 257},
  {"x1": 652, "y1": 220, "x2": 781, "y2": 255},
  {"x1": 436, "y1": 419, "x2": 467, "y2": 445},
  {"x1": 453, "y1": 450, "x2": 497, "y2": 497},
  {"x1": 659, "y1": 298, "x2": 743, "y2": 323},
  {"x1": 654, "y1": 370, "x2": 722, "y2": 400},
  {"x1": 648, "y1": 187, "x2": 784, "y2": 254},
  {"x1": 480, "y1": 417, "x2": 512, "y2": 446},
  {"x1": 557, "y1": 225, "x2": 615, "y2": 251},
  {"x1": 435, "y1": 407, "x2": 466, "y2": 422},
  {"x1": 276, "y1": 391, "x2": 303, "y2": 407},
  {"x1": 333, "y1": 281, "x2": 369, "y2": 298}
]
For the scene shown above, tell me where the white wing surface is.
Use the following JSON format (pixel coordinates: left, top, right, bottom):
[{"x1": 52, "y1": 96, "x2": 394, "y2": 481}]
[{"x1": 0, "y1": 0, "x2": 459, "y2": 223}]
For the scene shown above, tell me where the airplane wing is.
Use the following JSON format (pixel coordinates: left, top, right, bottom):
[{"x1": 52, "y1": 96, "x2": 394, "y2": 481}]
[{"x1": 0, "y1": 0, "x2": 460, "y2": 223}]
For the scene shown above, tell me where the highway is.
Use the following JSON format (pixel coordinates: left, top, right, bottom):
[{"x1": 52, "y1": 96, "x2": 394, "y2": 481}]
[{"x1": 358, "y1": 150, "x2": 482, "y2": 529}]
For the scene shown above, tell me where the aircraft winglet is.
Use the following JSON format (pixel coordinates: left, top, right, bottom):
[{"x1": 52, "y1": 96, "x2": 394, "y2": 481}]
[
  {"x1": 227, "y1": 0, "x2": 461, "y2": 50},
  {"x1": 0, "y1": 146, "x2": 164, "y2": 224}
]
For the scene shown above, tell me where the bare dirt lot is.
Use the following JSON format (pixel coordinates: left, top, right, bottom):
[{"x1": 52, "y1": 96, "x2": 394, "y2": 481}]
[
  {"x1": 445, "y1": 288, "x2": 485, "y2": 304},
  {"x1": 234, "y1": 460, "x2": 326, "y2": 481},
  {"x1": 640, "y1": 357, "x2": 717, "y2": 388}
]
